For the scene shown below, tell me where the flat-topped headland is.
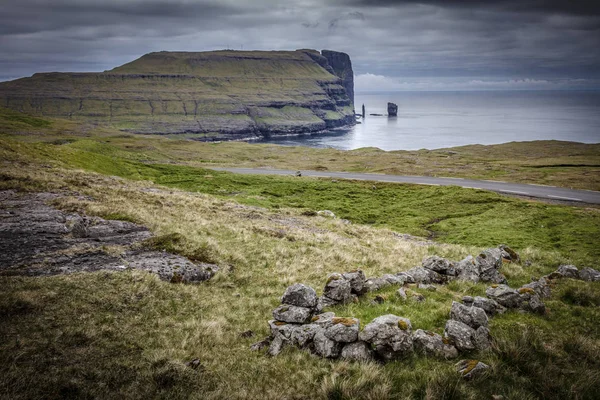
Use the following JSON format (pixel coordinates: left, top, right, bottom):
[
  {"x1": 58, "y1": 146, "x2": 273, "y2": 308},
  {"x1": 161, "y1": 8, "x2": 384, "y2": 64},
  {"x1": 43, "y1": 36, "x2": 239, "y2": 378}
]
[{"x1": 0, "y1": 49, "x2": 355, "y2": 140}]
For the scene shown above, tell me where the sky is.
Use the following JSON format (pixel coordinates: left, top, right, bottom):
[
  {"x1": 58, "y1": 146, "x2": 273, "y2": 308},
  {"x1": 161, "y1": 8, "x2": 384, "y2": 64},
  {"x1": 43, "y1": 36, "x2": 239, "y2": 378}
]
[{"x1": 1, "y1": 0, "x2": 599, "y2": 91}]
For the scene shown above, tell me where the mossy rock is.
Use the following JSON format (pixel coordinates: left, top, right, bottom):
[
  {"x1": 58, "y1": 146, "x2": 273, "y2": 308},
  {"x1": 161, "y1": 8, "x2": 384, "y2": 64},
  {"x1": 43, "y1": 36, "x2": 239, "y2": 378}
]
[{"x1": 332, "y1": 317, "x2": 357, "y2": 327}]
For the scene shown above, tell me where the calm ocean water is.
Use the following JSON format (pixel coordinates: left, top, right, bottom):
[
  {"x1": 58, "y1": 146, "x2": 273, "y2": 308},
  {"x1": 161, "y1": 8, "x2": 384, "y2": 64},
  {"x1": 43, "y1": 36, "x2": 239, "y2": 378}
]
[{"x1": 255, "y1": 91, "x2": 600, "y2": 151}]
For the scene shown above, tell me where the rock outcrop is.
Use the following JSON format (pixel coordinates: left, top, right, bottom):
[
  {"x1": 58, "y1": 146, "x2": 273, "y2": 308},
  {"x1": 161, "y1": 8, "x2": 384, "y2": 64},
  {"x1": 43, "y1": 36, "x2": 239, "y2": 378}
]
[
  {"x1": 0, "y1": 190, "x2": 217, "y2": 282},
  {"x1": 0, "y1": 50, "x2": 355, "y2": 140}
]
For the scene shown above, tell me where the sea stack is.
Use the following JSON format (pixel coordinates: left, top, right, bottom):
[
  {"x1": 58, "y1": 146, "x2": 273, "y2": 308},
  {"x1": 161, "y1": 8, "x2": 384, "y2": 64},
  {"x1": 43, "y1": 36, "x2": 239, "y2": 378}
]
[{"x1": 388, "y1": 102, "x2": 398, "y2": 117}]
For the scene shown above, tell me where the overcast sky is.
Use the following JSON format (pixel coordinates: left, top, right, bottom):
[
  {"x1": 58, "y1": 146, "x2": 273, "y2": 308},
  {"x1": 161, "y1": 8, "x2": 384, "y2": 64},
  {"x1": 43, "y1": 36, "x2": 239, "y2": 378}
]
[{"x1": 1, "y1": 0, "x2": 599, "y2": 90}]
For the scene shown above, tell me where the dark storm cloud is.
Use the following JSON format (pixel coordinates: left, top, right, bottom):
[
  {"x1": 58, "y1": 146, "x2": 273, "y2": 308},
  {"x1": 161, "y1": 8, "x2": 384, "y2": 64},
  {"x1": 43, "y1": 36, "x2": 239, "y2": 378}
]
[
  {"x1": 339, "y1": 0, "x2": 600, "y2": 16},
  {"x1": 0, "y1": 0, "x2": 599, "y2": 89}
]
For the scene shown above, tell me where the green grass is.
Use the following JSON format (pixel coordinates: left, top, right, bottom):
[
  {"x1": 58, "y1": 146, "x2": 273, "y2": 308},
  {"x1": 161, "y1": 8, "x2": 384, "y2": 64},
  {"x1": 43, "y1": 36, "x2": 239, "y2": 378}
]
[
  {"x1": 0, "y1": 107, "x2": 52, "y2": 130},
  {"x1": 1, "y1": 136, "x2": 598, "y2": 264},
  {"x1": 44, "y1": 139, "x2": 598, "y2": 264}
]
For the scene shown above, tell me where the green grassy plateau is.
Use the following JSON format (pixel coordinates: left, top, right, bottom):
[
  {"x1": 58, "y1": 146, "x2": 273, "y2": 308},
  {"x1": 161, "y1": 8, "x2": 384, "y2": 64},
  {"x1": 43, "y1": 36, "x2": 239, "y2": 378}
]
[
  {"x1": 0, "y1": 109, "x2": 599, "y2": 399},
  {"x1": 0, "y1": 50, "x2": 354, "y2": 138}
]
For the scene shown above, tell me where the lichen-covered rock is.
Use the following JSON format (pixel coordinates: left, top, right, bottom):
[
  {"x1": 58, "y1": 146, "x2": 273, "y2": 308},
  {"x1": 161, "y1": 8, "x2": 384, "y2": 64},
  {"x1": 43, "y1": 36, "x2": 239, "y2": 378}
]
[
  {"x1": 364, "y1": 277, "x2": 391, "y2": 292},
  {"x1": 444, "y1": 320, "x2": 476, "y2": 351},
  {"x1": 340, "y1": 341, "x2": 375, "y2": 362},
  {"x1": 474, "y1": 326, "x2": 492, "y2": 351},
  {"x1": 520, "y1": 278, "x2": 551, "y2": 299},
  {"x1": 413, "y1": 329, "x2": 458, "y2": 359},
  {"x1": 422, "y1": 256, "x2": 455, "y2": 275},
  {"x1": 359, "y1": 315, "x2": 413, "y2": 359},
  {"x1": 477, "y1": 248, "x2": 507, "y2": 283},
  {"x1": 405, "y1": 266, "x2": 446, "y2": 284},
  {"x1": 471, "y1": 296, "x2": 506, "y2": 316},
  {"x1": 556, "y1": 264, "x2": 579, "y2": 279},
  {"x1": 311, "y1": 312, "x2": 336, "y2": 328},
  {"x1": 486, "y1": 284, "x2": 523, "y2": 308},
  {"x1": 456, "y1": 256, "x2": 480, "y2": 283},
  {"x1": 290, "y1": 324, "x2": 321, "y2": 348},
  {"x1": 499, "y1": 245, "x2": 520, "y2": 263},
  {"x1": 268, "y1": 320, "x2": 297, "y2": 340},
  {"x1": 313, "y1": 330, "x2": 342, "y2": 358},
  {"x1": 281, "y1": 283, "x2": 318, "y2": 308},
  {"x1": 342, "y1": 270, "x2": 366, "y2": 294},
  {"x1": 462, "y1": 296, "x2": 474, "y2": 305},
  {"x1": 456, "y1": 359, "x2": 490, "y2": 379},
  {"x1": 272, "y1": 305, "x2": 313, "y2": 324},
  {"x1": 323, "y1": 273, "x2": 352, "y2": 302},
  {"x1": 325, "y1": 317, "x2": 359, "y2": 343},
  {"x1": 450, "y1": 301, "x2": 488, "y2": 329},
  {"x1": 579, "y1": 267, "x2": 600, "y2": 282}
]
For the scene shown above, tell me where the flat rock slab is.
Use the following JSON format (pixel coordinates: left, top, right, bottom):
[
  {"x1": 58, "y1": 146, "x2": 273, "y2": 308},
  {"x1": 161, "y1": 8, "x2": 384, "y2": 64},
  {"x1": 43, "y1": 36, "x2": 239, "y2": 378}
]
[{"x1": 0, "y1": 190, "x2": 216, "y2": 282}]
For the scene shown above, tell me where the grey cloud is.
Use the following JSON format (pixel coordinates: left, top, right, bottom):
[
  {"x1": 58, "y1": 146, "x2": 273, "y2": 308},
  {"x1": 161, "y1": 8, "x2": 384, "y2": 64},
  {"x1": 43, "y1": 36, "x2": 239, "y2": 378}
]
[
  {"x1": 0, "y1": 0, "x2": 598, "y2": 87},
  {"x1": 338, "y1": 0, "x2": 600, "y2": 16}
]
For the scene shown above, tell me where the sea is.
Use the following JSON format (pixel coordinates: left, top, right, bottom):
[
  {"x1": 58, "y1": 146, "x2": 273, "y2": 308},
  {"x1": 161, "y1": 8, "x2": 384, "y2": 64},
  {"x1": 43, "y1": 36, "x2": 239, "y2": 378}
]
[{"x1": 255, "y1": 90, "x2": 600, "y2": 151}]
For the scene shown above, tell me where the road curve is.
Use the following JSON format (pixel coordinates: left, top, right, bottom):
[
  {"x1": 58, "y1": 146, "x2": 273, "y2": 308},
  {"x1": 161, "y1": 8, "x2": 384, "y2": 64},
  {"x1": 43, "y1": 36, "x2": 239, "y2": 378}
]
[{"x1": 209, "y1": 167, "x2": 600, "y2": 205}]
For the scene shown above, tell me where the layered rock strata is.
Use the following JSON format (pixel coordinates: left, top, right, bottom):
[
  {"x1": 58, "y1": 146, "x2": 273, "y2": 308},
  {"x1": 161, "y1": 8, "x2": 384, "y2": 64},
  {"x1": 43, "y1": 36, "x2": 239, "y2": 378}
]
[{"x1": 0, "y1": 50, "x2": 355, "y2": 140}]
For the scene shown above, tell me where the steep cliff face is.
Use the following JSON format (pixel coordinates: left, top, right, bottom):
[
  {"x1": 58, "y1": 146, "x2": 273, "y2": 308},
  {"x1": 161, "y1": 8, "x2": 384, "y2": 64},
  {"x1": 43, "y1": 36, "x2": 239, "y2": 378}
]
[
  {"x1": 321, "y1": 50, "x2": 354, "y2": 110},
  {"x1": 0, "y1": 50, "x2": 355, "y2": 140}
]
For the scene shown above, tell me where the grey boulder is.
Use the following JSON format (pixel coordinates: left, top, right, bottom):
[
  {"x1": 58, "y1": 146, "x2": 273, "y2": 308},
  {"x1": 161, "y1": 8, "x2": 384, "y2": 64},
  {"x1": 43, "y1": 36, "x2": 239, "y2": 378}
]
[
  {"x1": 580, "y1": 267, "x2": 600, "y2": 282},
  {"x1": 359, "y1": 314, "x2": 413, "y2": 359},
  {"x1": 272, "y1": 305, "x2": 313, "y2": 324},
  {"x1": 486, "y1": 285, "x2": 523, "y2": 308},
  {"x1": 556, "y1": 264, "x2": 579, "y2": 279},
  {"x1": 313, "y1": 330, "x2": 342, "y2": 358},
  {"x1": 423, "y1": 256, "x2": 454, "y2": 275},
  {"x1": 450, "y1": 301, "x2": 488, "y2": 329},
  {"x1": 455, "y1": 256, "x2": 480, "y2": 283},
  {"x1": 364, "y1": 277, "x2": 391, "y2": 292},
  {"x1": 444, "y1": 320, "x2": 476, "y2": 351},
  {"x1": 290, "y1": 324, "x2": 321, "y2": 348},
  {"x1": 323, "y1": 273, "x2": 352, "y2": 302},
  {"x1": 474, "y1": 326, "x2": 492, "y2": 351},
  {"x1": 281, "y1": 283, "x2": 318, "y2": 308},
  {"x1": 340, "y1": 341, "x2": 375, "y2": 362},
  {"x1": 413, "y1": 329, "x2": 458, "y2": 359},
  {"x1": 520, "y1": 278, "x2": 551, "y2": 298},
  {"x1": 325, "y1": 317, "x2": 359, "y2": 343},
  {"x1": 342, "y1": 270, "x2": 366, "y2": 294},
  {"x1": 476, "y1": 248, "x2": 507, "y2": 283},
  {"x1": 471, "y1": 296, "x2": 506, "y2": 316},
  {"x1": 405, "y1": 266, "x2": 446, "y2": 284}
]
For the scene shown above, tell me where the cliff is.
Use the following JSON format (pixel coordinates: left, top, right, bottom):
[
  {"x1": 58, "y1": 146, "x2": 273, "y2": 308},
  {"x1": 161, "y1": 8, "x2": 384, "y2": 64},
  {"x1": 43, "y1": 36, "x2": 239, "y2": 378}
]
[{"x1": 0, "y1": 50, "x2": 355, "y2": 140}]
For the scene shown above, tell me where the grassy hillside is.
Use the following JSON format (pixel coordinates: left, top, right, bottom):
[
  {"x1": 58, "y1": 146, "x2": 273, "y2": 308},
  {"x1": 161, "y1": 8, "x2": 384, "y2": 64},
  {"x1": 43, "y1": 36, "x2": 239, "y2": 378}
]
[
  {"x1": 1, "y1": 134, "x2": 599, "y2": 399},
  {"x1": 0, "y1": 50, "x2": 355, "y2": 138}
]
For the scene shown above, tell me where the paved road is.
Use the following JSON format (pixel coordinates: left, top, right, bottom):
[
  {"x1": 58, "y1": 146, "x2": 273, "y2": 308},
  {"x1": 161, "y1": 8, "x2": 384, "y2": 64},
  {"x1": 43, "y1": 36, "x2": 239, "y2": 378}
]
[{"x1": 209, "y1": 167, "x2": 600, "y2": 205}]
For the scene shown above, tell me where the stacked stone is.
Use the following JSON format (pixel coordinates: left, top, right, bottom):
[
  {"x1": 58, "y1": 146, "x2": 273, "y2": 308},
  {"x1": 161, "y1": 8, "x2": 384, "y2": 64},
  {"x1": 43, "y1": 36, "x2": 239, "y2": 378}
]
[
  {"x1": 443, "y1": 301, "x2": 492, "y2": 352},
  {"x1": 316, "y1": 270, "x2": 367, "y2": 311},
  {"x1": 267, "y1": 281, "x2": 374, "y2": 361}
]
